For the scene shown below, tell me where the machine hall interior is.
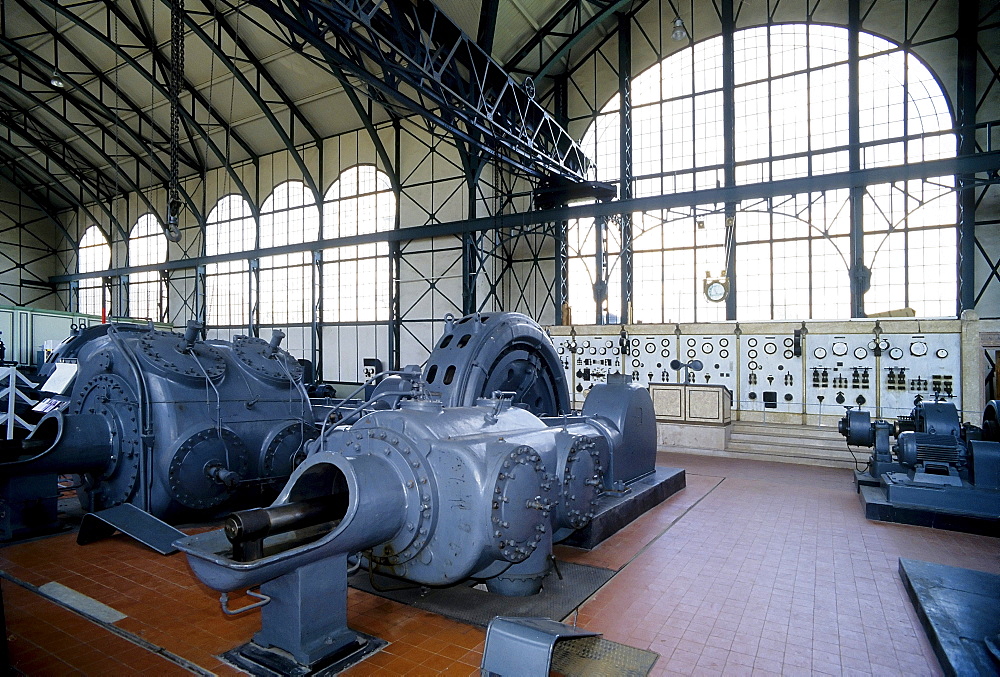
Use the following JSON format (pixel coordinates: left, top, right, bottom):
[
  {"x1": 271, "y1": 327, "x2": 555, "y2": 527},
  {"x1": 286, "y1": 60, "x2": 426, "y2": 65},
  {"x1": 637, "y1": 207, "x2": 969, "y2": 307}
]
[{"x1": 0, "y1": 0, "x2": 999, "y2": 675}]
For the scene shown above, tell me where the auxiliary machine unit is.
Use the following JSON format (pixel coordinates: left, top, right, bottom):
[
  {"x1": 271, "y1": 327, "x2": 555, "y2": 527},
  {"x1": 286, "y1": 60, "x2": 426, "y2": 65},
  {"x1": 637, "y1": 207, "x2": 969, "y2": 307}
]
[{"x1": 839, "y1": 400, "x2": 1000, "y2": 525}]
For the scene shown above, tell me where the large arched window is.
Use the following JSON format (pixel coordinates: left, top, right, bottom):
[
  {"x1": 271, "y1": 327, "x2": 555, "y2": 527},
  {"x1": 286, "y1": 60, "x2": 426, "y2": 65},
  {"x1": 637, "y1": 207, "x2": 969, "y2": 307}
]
[
  {"x1": 322, "y1": 166, "x2": 395, "y2": 322},
  {"x1": 259, "y1": 181, "x2": 320, "y2": 325},
  {"x1": 572, "y1": 24, "x2": 956, "y2": 321},
  {"x1": 128, "y1": 214, "x2": 167, "y2": 321},
  {"x1": 77, "y1": 225, "x2": 110, "y2": 316},
  {"x1": 205, "y1": 195, "x2": 255, "y2": 327}
]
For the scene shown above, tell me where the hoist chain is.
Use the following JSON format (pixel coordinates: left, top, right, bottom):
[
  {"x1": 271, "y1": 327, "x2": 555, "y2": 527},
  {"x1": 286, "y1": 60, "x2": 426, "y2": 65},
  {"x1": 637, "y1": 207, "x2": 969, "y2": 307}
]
[{"x1": 166, "y1": 0, "x2": 185, "y2": 241}]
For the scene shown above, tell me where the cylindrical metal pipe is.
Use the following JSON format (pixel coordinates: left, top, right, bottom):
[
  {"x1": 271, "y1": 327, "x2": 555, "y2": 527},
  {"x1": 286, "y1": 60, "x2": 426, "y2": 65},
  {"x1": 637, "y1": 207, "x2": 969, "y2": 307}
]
[
  {"x1": 5, "y1": 411, "x2": 113, "y2": 474},
  {"x1": 226, "y1": 495, "x2": 348, "y2": 544}
]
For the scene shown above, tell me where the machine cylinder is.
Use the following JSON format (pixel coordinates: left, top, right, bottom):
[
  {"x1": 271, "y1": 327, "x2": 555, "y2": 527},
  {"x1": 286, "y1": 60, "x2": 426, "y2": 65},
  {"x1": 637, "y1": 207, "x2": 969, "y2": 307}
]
[{"x1": 13, "y1": 411, "x2": 115, "y2": 474}]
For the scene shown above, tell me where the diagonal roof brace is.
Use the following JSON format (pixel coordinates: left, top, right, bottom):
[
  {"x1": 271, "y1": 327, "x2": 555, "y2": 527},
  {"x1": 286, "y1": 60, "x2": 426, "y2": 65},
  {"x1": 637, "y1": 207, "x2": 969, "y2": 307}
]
[{"x1": 284, "y1": 0, "x2": 593, "y2": 181}]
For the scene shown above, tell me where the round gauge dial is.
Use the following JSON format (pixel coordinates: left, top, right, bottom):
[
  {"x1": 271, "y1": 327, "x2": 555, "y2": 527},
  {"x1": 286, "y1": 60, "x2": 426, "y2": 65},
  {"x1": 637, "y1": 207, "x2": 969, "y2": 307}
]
[
  {"x1": 889, "y1": 347, "x2": 904, "y2": 360},
  {"x1": 719, "y1": 338, "x2": 729, "y2": 347},
  {"x1": 784, "y1": 350, "x2": 794, "y2": 359},
  {"x1": 936, "y1": 348, "x2": 948, "y2": 359},
  {"x1": 747, "y1": 361, "x2": 759, "y2": 370},
  {"x1": 854, "y1": 347, "x2": 868, "y2": 360},
  {"x1": 661, "y1": 338, "x2": 671, "y2": 347},
  {"x1": 813, "y1": 347, "x2": 828, "y2": 359},
  {"x1": 910, "y1": 341, "x2": 928, "y2": 357},
  {"x1": 687, "y1": 349, "x2": 697, "y2": 359},
  {"x1": 687, "y1": 338, "x2": 697, "y2": 347},
  {"x1": 632, "y1": 338, "x2": 641, "y2": 347},
  {"x1": 748, "y1": 338, "x2": 758, "y2": 347},
  {"x1": 705, "y1": 281, "x2": 728, "y2": 302},
  {"x1": 582, "y1": 340, "x2": 591, "y2": 349},
  {"x1": 702, "y1": 343, "x2": 714, "y2": 354},
  {"x1": 719, "y1": 349, "x2": 729, "y2": 358},
  {"x1": 832, "y1": 342, "x2": 849, "y2": 357},
  {"x1": 784, "y1": 338, "x2": 794, "y2": 347},
  {"x1": 748, "y1": 349, "x2": 758, "y2": 359},
  {"x1": 606, "y1": 340, "x2": 615, "y2": 348},
  {"x1": 764, "y1": 342, "x2": 777, "y2": 355},
  {"x1": 645, "y1": 343, "x2": 656, "y2": 353}
]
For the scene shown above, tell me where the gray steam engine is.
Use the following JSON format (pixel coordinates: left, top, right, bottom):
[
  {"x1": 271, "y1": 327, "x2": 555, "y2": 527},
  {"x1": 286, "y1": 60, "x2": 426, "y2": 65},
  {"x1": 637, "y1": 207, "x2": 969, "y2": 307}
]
[
  {"x1": 840, "y1": 400, "x2": 1000, "y2": 521},
  {"x1": 1, "y1": 322, "x2": 314, "y2": 539},
  {"x1": 174, "y1": 312, "x2": 661, "y2": 669}
]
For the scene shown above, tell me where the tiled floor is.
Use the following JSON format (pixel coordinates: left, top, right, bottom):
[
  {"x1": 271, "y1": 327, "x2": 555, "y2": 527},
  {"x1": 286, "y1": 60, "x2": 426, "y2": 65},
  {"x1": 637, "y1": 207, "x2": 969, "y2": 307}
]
[{"x1": 2, "y1": 450, "x2": 997, "y2": 675}]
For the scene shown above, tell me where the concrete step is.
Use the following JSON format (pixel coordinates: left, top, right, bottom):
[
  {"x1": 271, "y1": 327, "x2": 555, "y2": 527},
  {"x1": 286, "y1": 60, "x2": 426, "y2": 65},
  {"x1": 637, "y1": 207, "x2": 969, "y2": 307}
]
[
  {"x1": 727, "y1": 421, "x2": 860, "y2": 468},
  {"x1": 728, "y1": 432, "x2": 844, "y2": 450},
  {"x1": 731, "y1": 422, "x2": 844, "y2": 440}
]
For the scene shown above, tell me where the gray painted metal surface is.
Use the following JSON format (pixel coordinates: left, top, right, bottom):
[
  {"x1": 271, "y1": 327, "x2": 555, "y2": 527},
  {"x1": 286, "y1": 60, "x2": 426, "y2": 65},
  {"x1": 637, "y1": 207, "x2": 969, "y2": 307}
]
[
  {"x1": 842, "y1": 400, "x2": 1000, "y2": 521},
  {"x1": 175, "y1": 312, "x2": 659, "y2": 668},
  {"x1": 76, "y1": 503, "x2": 185, "y2": 555},
  {"x1": 481, "y1": 617, "x2": 599, "y2": 677},
  {"x1": 1, "y1": 322, "x2": 315, "y2": 529}
]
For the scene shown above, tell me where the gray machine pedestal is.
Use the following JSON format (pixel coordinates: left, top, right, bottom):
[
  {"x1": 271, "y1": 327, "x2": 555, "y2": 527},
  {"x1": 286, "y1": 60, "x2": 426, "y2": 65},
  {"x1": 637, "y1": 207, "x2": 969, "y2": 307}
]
[
  {"x1": 222, "y1": 557, "x2": 386, "y2": 676},
  {"x1": 561, "y1": 466, "x2": 685, "y2": 549},
  {"x1": 859, "y1": 485, "x2": 1000, "y2": 537}
]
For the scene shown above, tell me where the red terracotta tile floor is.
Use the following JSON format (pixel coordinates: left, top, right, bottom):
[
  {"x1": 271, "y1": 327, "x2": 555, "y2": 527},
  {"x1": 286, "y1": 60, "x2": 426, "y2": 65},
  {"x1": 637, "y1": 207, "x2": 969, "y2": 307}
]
[{"x1": 2, "y1": 450, "x2": 996, "y2": 675}]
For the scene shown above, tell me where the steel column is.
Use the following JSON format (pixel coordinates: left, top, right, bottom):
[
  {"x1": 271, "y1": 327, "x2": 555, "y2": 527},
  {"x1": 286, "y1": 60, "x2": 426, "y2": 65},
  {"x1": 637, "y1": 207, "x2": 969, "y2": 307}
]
[
  {"x1": 957, "y1": 0, "x2": 978, "y2": 313},
  {"x1": 554, "y1": 75, "x2": 569, "y2": 325},
  {"x1": 618, "y1": 12, "x2": 633, "y2": 325},
  {"x1": 722, "y1": 0, "x2": 737, "y2": 320},
  {"x1": 848, "y1": 0, "x2": 867, "y2": 318}
]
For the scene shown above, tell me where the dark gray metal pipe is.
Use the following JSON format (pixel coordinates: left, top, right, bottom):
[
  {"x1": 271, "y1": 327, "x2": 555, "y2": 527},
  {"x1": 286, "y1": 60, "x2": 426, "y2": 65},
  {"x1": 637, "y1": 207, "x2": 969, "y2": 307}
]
[{"x1": 8, "y1": 411, "x2": 113, "y2": 474}]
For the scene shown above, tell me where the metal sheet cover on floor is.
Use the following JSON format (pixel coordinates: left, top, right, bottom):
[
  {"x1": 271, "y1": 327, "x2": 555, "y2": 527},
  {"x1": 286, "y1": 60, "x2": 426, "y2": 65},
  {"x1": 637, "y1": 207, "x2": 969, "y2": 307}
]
[
  {"x1": 899, "y1": 558, "x2": 1000, "y2": 677},
  {"x1": 349, "y1": 561, "x2": 614, "y2": 628}
]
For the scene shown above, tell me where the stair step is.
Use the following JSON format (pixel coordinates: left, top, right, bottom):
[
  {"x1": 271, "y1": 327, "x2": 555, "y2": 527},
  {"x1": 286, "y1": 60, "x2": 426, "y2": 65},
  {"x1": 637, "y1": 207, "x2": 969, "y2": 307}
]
[
  {"x1": 731, "y1": 423, "x2": 844, "y2": 439},
  {"x1": 728, "y1": 433, "x2": 846, "y2": 450},
  {"x1": 725, "y1": 441, "x2": 853, "y2": 459}
]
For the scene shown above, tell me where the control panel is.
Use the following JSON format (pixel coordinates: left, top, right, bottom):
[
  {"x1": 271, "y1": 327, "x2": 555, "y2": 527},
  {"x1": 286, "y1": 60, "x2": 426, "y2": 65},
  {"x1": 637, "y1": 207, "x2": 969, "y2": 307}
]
[
  {"x1": 877, "y1": 332, "x2": 961, "y2": 418},
  {"x1": 676, "y1": 335, "x2": 737, "y2": 392},
  {"x1": 739, "y1": 333, "x2": 802, "y2": 413},
  {"x1": 805, "y1": 334, "x2": 876, "y2": 415},
  {"x1": 548, "y1": 320, "x2": 967, "y2": 422}
]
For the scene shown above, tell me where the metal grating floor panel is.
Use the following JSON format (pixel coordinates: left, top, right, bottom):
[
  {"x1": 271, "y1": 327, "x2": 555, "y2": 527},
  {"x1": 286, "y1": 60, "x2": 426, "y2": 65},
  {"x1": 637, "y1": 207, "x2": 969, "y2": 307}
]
[{"x1": 551, "y1": 636, "x2": 659, "y2": 676}]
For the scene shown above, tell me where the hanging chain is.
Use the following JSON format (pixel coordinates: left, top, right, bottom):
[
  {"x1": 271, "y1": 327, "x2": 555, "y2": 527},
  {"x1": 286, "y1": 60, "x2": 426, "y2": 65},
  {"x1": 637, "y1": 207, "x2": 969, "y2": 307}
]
[{"x1": 165, "y1": 0, "x2": 184, "y2": 241}]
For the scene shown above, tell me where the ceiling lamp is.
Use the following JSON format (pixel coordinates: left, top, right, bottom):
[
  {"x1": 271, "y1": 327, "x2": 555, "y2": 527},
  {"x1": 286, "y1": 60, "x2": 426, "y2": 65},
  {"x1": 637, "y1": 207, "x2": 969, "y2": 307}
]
[
  {"x1": 671, "y1": 17, "x2": 688, "y2": 41},
  {"x1": 49, "y1": 69, "x2": 64, "y2": 88}
]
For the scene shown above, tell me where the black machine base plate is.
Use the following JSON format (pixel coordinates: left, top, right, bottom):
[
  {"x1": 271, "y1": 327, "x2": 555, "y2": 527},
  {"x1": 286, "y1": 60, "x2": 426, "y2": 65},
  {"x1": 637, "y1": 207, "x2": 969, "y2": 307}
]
[
  {"x1": 899, "y1": 558, "x2": 1000, "y2": 677},
  {"x1": 859, "y1": 485, "x2": 1000, "y2": 537},
  {"x1": 561, "y1": 466, "x2": 686, "y2": 550},
  {"x1": 853, "y1": 470, "x2": 881, "y2": 491},
  {"x1": 221, "y1": 632, "x2": 386, "y2": 676}
]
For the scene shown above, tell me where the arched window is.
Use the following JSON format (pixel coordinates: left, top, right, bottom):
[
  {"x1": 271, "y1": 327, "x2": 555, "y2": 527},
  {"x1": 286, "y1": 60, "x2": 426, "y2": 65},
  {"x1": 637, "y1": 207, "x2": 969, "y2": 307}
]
[
  {"x1": 77, "y1": 225, "x2": 110, "y2": 316},
  {"x1": 322, "y1": 166, "x2": 395, "y2": 322},
  {"x1": 259, "y1": 181, "x2": 320, "y2": 325},
  {"x1": 128, "y1": 214, "x2": 167, "y2": 321},
  {"x1": 205, "y1": 195, "x2": 255, "y2": 327},
  {"x1": 572, "y1": 24, "x2": 956, "y2": 321}
]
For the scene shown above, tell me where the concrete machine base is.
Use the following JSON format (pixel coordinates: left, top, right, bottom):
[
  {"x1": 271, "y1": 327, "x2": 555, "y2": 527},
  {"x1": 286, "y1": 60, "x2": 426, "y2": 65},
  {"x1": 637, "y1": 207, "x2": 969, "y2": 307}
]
[{"x1": 560, "y1": 466, "x2": 686, "y2": 549}]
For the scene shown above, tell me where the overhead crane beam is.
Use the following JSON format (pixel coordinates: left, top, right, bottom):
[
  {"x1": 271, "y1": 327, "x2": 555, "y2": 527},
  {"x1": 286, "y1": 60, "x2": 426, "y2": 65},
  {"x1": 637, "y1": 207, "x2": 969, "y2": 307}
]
[{"x1": 246, "y1": 0, "x2": 593, "y2": 182}]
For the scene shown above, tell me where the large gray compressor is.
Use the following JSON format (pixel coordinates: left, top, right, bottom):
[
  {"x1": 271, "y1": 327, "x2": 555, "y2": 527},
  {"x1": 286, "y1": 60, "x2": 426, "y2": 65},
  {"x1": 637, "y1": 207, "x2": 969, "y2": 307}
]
[
  {"x1": 1, "y1": 322, "x2": 314, "y2": 537},
  {"x1": 177, "y1": 325, "x2": 657, "y2": 667}
]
